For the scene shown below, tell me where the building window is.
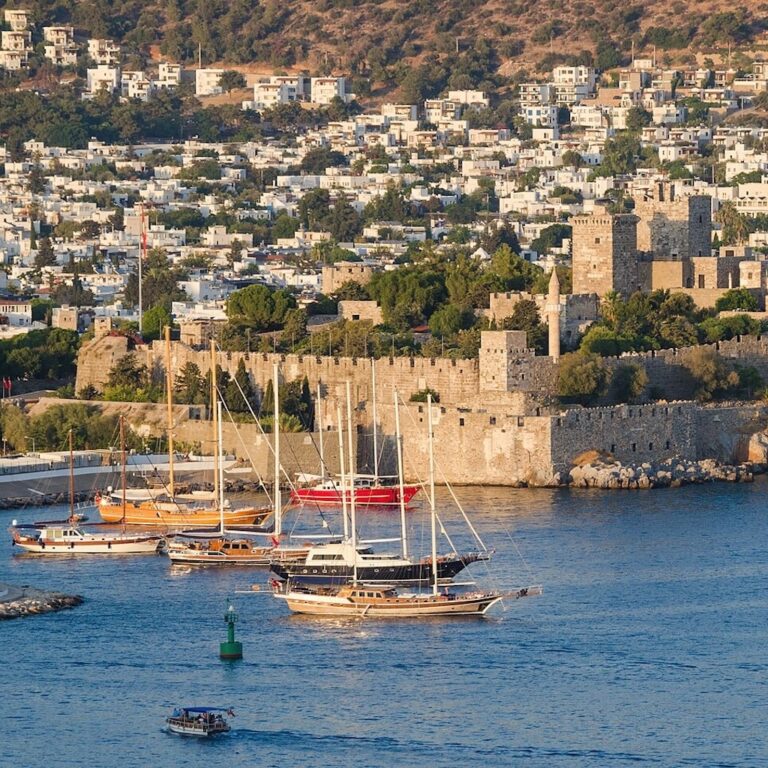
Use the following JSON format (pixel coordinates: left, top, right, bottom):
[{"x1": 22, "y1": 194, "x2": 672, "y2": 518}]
[
  {"x1": 648, "y1": 442, "x2": 653, "y2": 450},
  {"x1": 517, "y1": 417, "x2": 525, "y2": 427},
  {"x1": 631, "y1": 443, "x2": 637, "y2": 452},
  {"x1": 459, "y1": 418, "x2": 465, "y2": 426},
  {"x1": 595, "y1": 237, "x2": 601, "y2": 244},
  {"x1": 665, "y1": 440, "x2": 670, "y2": 449},
  {"x1": 490, "y1": 417, "x2": 496, "y2": 425},
  {"x1": 610, "y1": 443, "x2": 616, "y2": 452}
]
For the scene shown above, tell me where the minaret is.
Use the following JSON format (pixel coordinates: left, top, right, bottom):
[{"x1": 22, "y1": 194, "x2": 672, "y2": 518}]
[{"x1": 546, "y1": 268, "x2": 561, "y2": 362}]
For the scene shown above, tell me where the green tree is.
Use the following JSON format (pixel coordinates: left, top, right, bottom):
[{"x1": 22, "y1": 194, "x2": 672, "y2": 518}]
[
  {"x1": 625, "y1": 107, "x2": 652, "y2": 132},
  {"x1": 610, "y1": 363, "x2": 648, "y2": 403},
  {"x1": 281, "y1": 308, "x2": 308, "y2": 347},
  {"x1": 174, "y1": 361, "x2": 205, "y2": 404},
  {"x1": 34, "y1": 237, "x2": 56, "y2": 268},
  {"x1": 125, "y1": 248, "x2": 188, "y2": 311},
  {"x1": 531, "y1": 224, "x2": 572, "y2": 256},
  {"x1": 224, "y1": 358, "x2": 256, "y2": 413},
  {"x1": 715, "y1": 288, "x2": 758, "y2": 312},
  {"x1": 715, "y1": 202, "x2": 749, "y2": 246},
  {"x1": 557, "y1": 352, "x2": 609, "y2": 405},
  {"x1": 226, "y1": 284, "x2": 297, "y2": 331},
  {"x1": 219, "y1": 70, "x2": 246, "y2": 93},
  {"x1": 327, "y1": 193, "x2": 361, "y2": 241},
  {"x1": 500, "y1": 299, "x2": 547, "y2": 354},
  {"x1": 103, "y1": 355, "x2": 156, "y2": 401},
  {"x1": 682, "y1": 347, "x2": 739, "y2": 401},
  {"x1": 300, "y1": 147, "x2": 348, "y2": 174},
  {"x1": 428, "y1": 304, "x2": 473, "y2": 339},
  {"x1": 28, "y1": 164, "x2": 46, "y2": 194},
  {"x1": 142, "y1": 305, "x2": 172, "y2": 342}
]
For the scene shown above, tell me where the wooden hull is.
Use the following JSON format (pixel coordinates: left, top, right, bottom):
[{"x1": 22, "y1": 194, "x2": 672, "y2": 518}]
[
  {"x1": 12, "y1": 535, "x2": 163, "y2": 555},
  {"x1": 168, "y1": 548, "x2": 273, "y2": 566},
  {"x1": 290, "y1": 484, "x2": 420, "y2": 507},
  {"x1": 98, "y1": 500, "x2": 270, "y2": 528},
  {"x1": 274, "y1": 591, "x2": 505, "y2": 617}
]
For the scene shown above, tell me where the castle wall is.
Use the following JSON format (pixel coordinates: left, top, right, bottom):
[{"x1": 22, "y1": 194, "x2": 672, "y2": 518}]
[{"x1": 74, "y1": 335, "x2": 132, "y2": 394}]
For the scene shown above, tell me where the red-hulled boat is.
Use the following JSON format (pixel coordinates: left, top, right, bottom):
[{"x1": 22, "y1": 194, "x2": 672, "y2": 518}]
[{"x1": 290, "y1": 474, "x2": 420, "y2": 508}]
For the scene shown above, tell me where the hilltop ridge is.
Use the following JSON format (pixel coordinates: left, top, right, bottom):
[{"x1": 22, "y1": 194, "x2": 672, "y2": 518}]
[{"x1": 2, "y1": 1, "x2": 766, "y2": 96}]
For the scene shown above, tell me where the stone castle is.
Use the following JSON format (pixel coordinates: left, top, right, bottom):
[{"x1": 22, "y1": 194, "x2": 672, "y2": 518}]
[{"x1": 75, "y1": 327, "x2": 768, "y2": 485}]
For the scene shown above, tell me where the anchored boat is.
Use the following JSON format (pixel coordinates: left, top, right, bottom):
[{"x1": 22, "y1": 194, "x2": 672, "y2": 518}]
[
  {"x1": 273, "y1": 582, "x2": 541, "y2": 618},
  {"x1": 166, "y1": 707, "x2": 233, "y2": 737},
  {"x1": 10, "y1": 523, "x2": 164, "y2": 554}
]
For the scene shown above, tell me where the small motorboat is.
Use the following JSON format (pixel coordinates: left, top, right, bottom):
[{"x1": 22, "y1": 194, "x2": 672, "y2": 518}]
[{"x1": 166, "y1": 707, "x2": 233, "y2": 737}]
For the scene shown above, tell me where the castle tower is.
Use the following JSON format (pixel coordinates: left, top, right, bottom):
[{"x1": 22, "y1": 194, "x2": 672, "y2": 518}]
[
  {"x1": 634, "y1": 181, "x2": 712, "y2": 260},
  {"x1": 546, "y1": 269, "x2": 561, "y2": 361},
  {"x1": 572, "y1": 207, "x2": 639, "y2": 297}
]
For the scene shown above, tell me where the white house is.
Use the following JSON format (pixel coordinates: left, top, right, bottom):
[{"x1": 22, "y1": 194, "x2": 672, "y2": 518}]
[
  {"x1": 0, "y1": 297, "x2": 32, "y2": 327},
  {"x1": 157, "y1": 62, "x2": 182, "y2": 88},
  {"x1": 87, "y1": 39, "x2": 121, "y2": 66},
  {"x1": 87, "y1": 65, "x2": 120, "y2": 96},
  {"x1": 195, "y1": 68, "x2": 224, "y2": 97},
  {"x1": 310, "y1": 77, "x2": 346, "y2": 105}
]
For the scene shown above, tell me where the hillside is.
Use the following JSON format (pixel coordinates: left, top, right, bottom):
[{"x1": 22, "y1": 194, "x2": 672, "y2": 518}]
[{"x1": 2, "y1": 1, "x2": 767, "y2": 98}]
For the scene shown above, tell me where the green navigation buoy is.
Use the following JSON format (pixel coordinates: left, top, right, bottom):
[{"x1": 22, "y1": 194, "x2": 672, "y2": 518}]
[{"x1": 220, "y1": 599, "x2": 243, "y2": 660}]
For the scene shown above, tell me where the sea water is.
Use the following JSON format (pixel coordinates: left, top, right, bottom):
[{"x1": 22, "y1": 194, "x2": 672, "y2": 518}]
[{"x1": 2, "y1": 481, "x2": 767, "y2": 768}]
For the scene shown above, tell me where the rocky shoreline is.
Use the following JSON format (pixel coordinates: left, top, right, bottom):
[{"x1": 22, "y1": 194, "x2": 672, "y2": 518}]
[
  {"x1": 566, "y1": 456, "x2": 759, "y2": 490},
  {"x1": 0, "y1": 583, "x2": 84, "y2": 619}
]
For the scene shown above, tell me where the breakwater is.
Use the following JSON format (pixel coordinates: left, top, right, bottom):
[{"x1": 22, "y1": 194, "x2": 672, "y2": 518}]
[{"x1": 0, "y1": 582, "x2": 83, "y2": 619}]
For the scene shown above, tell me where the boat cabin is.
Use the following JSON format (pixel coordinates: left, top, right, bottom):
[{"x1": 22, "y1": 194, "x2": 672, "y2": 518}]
[
  {"x1": 43, "y1": 527, "x2": 85, "y2": 541},
  {"x1": 339, "y1": 585, "x2": 397, "y2": 600}
]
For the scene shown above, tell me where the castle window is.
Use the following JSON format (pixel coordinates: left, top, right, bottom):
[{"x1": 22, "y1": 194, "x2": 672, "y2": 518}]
[
  {"x1": 490, "y1": 417, "x2": 496, "y2": 425},
  {"x1": 665, "y1": 440, "x2": 670, "y2": 449},
  {"x1": 459, "y1": 418, "x2": 465, "y2": 426},
  {"x1": 517, "y1": 417, "x2": 525, "y2": 427},
  {"x1": 610, "y1": 443, "x2": 616, "y2": 452},
  {"x1": 648, "y1": 442, "x2": 653, "y2": 450},
  {"x1": 595, "y1": 237, "x2": 601, "y2": 244},
  {"x1": 698, "y1": 275, "x2": 705, "y2": 288},
  {"x1": 631, "y1": 443, "x2": 637, "y2": 452}
]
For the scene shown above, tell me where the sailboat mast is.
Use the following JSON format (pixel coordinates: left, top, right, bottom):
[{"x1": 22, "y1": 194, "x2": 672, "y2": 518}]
[
  {"x1": 164, "y1": 325, "x2": 175, "y2": 498},
  {"x1": 138, "y1": 204, "x2": 146, "y2": 337},
  {"x1": 394, "y1": 388, "x2": 408, "y2": 559},
  {"x1": 337, "y1": 405, "x2": 349, "y2": 540},
  {"x1": 371, "y1": 360, "x2": 379, "y2": 483},
  {"x1": 346, "y1": 381, "x2": 357, "y2": 584},
  {"x1": 427, "y1": 393, "x2": 438, "y2": 596},
  {"x1": 317, "y1": 382, "x2": 325, "y2": 479},
  {"x1": 120, "y1": 415, "x2": 127, "y2": 522},
  {"x1": 210, "y1": 340, "x2": 219, "y2": 507},
  {"x1": 68, "y1": 428, "x2": 75, "y2": 520},
  {"x1": 273, "y1": 363, "x2": 282, "y2": 538},
  {"x1": 217, "y1": 400, "x2": 225, "y2": 535}
]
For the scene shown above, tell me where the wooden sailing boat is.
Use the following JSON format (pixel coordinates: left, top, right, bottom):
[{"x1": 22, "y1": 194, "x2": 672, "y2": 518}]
[
  {"x1": 10, "y1": 423, "x2": 165, "y2": 555},
  {"x1": 274, "y1": 391, "x2": 541, "y2": 617},
  {"x1": 98, "y1": 333, "x2": 270, "y2": 528},
  {"x1": 290, "y1": 366, "x2": 420, "y2": 508}
]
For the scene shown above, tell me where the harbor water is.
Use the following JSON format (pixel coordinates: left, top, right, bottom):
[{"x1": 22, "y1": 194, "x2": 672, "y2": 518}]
[{"x1": 2, "y1": 481, "x2": 767, "y2": 768}]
